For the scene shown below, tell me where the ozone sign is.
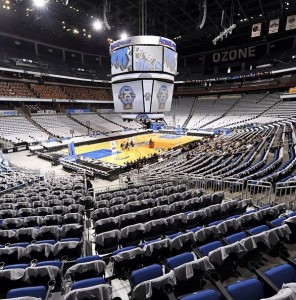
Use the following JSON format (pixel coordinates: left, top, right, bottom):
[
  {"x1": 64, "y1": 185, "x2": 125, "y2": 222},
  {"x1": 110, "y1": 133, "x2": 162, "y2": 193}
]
[{"x1": 212, "y1": 46, "x2": 256, "y2": 63}]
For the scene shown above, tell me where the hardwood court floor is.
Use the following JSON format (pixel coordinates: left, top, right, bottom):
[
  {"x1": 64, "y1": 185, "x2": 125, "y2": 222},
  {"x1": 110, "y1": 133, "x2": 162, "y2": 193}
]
[{"x1": 62, "y1": 133, "x2": 201, "y2": 166}]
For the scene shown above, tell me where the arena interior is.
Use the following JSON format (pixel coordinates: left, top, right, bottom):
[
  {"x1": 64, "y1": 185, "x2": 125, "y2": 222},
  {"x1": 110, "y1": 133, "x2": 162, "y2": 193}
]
[{"x1": 1, "y1": 0, "x2": 296, "y2": 300}]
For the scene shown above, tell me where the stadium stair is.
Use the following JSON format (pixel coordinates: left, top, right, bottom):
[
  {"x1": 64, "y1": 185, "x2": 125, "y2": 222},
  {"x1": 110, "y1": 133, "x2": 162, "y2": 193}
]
[
  {"x1": 183, "y1": 96, "x2": 198, "y2": 128},
  {"x1": 98, "y1": 113, "x2": 125, "y2": 129}
]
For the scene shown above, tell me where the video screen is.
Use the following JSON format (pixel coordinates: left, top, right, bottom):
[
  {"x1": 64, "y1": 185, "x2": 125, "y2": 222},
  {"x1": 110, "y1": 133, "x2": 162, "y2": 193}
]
[
  {"x1": 163, "y1": 47, "x2": 178, "y2": 75},
  {"x1": 133, "y1": 46, "x2": 163, "y2": 72},
  {"x1": 151, "y1": 80, "x2": 174, "y2": 113},
  {"x1": 111, "y1": 46, "x2": 132, "y2": 75}
]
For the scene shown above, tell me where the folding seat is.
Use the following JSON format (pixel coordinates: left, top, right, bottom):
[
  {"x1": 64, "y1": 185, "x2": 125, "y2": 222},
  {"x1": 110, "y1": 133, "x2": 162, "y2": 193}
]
[
  {"x1": 0, "y1": 247, "x2": 24, "y2": 265},
  {"x1": 194, "y1": 226, "x2": 221, "y2": 247},
  {"x1": 19, "y1": 208, "x2": 35, "y2": 217},
  {"x1": 163, "y1": 186, "x2": 177, "y2": 196},
  {"x1": 220, "y1": 200, "x2": 240, "y2": 219},
  {"x1": 162, "y1": 182, "x2": 173, "y2": 189},
  {"x1": 35, "y1": 207, "x2": 52, "y2": 217},
  {"x1": 53, "y1": 240, "x2": 82, "y2": 260},
  {"x1": 0, "y1": 209, "x2": 17, "y2": 219},
  {"x1": 52, "y1": 205, "x2": 68, "y2": 215},
  {"x1": 262, "y1": 263, "x2": 296, "y2": 290},
  {"x1": 98, "y1": 192, "x2": 111, "y2": 201},
  {"x1": 170, "y1": 232, "x2": 196, "y2": 255},
  {"x1": 90, "y1": 208, "x2": 109, "y2": 222},
  {"x1": 118, "y1": 213, "x2": 137, "y2": 229},
  {"x1": 169, "y1": 201, "x2": 185, "y2": 214},
  {"x1": 225, "y1": 278, "x2": 265, "y2": 300},
  {"x1": 198, "y1": 241, "x2": 224, "y2": 257},
  {"x1": 60, "y1": 224, "x2": 83, "y2": 239},
  {"x1": 156, "y1": 195, "x2": 169, "y2": 206},
  {"x1": 112, "y1": 190, "x2": 126, "y2": 198},
  {"x1": 179, "y1": 290, "x2": 222, "y2": 300},
  {"x1": 125, "y1": 201, "x2": 142, "y2": 213},
  {"x1": 138, "y1": 191, "x2": 151, "y2": 200},
  {"x1": 62, "y1": 198, "x2": 76, "y2": 206},
  {"x1": 151, "y1": 189, "x2": 163, "y2": 199},
  {"x1": 6, "y1": 286, "x2": 48, "y2": 300},
  {"x1": 211, "y1": 191, "x2": 224, "y2": 205},
  {"x1": 110, "y1": 196, "x2": 125, "y2": 207},
  {"x1": 165, "y1": 213, "x2": 187, "y2": 234},
  {"x1": 173, "y1": 255, "x2": 215, "y2": 297},
  {"x1": 224, "y1": 231, "x2": 248, "y2": 245},
  {"x1": 15, "y1": 201, "x2": 30, "y2": 210},
  {"x1": 67, "y1": 204, "x2": 84, "y2": 214},
  {"x1": 35, "y1": 225, "x2": 60, "y2": 240},
  {"x1": 94, "y1": 217, "x2": 118, "y2": 235},
  {"x1": 182, "y1": 190, "x2": 193, "y2": 200},
  {"x1": 0, "y1": 203, "x2": 14, "y2": 210},
  {"x1": 63, "y1": 213, "x2": 83, "y2": 224},
  {"x1": 0, "y1": 230, "x2": 17, "y2": 245},
  {"x1": 93, "y1": 200, "x2": 109, "y2": 209},
  {"x1": 150, "y1": 205, "x2": 170, "y2": 219},
  {"x1": 186, "y1": 210, "x2": 208, "y2": 229},
  {"x1": 23, "y1": 263, "x2": 62, "y2": 288},
  {"x1": 120, "y1": 223, "x2": 145, "y2": 247},
  {"x1": 150, "y1": 184, "x2": 162, "y2": 192},
  {"x1": 109, "y1": 204, "x2": 125, "y2": 217},
  {"x1": 44, "y1": 214, "x2": 63, "y2": 226},
  {"x1": 138, "y1": 186, "x2": 150, "y2": 194},
  {"x1": 16, "y1": 228, "x2": 39, "y2": 243},
  {"x1": 136, "y1": 208, "x2": 151, "y2": 223},
  {"x1": 130, "y1": 264, "x2": 176, "y2": 300},
  {"x1": 268, "y1": 217, "x2": 286, "y2": 228},
  {"x1": 95, "y1": 229, "x2": 121, "y2": 254},
  {"x1": 78, "y1": 196, "x2": 94, "y2": 210},
  {"x1": 65, "y1": 255, "x2": 106, "y2": 282},
  {"x1": 2, "y1": 218, "x2": 24, "y2": 230},
  {"x1": 45, "y1": 194, "x2": 58, "y2": 201},
  {"x1": 126, "y1": 194, "x2": 138, "y2": 202},
  {"x1": 22, "y1": 243, "x2": 54, "y2": 262},
  {"x1": 111, "y1": 246, "x2": 144, "y2": 278},
  {"x1": 32, "y1": 200, "x2": 45, "y2": 209},
  {"x1": 144, "y1": 219, "x2": 167, "y2": 241},
  {"x1": 140, "y1": 199, "x2": 154, "y2": 210},
  {"x1": 64, "y1": 283, "x2": 112, "y2": 300}
]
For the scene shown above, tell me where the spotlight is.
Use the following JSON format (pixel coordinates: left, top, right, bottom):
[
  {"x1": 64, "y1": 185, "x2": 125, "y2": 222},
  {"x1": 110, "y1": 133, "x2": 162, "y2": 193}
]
[
  {"x1": 33, "y1": 0, "x2": 47, "y2": 7},
  {"x1": 120, "y1": 32, "x2": 128, "y2": 39},
  {"x1": 93, "y1": 20, "x2": 103, "y2": 31}
]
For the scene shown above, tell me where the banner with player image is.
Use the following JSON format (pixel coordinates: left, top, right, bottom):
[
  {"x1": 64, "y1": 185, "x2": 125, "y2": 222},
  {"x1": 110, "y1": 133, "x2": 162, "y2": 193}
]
[
  {"x1": 163, "y1": 47, "x2": 178, "y2": 75},
  {"x1": 111, "y1": 46, "x2": 132, "y2": 75},
  {"x1": 142, "y1": 80, "x2": 153, "y2": 113},
  {"x1": 286, "y1": 15, "x2": 296, "y2": 31},
  {"x1": 251, "y1": 23, "x2": 262, "y2": 37},
  {"x1": 269, "y1": 19, "x2": 280, "y2": 34},
  {"x1": 151, "y1": 80, "x2": 174, "y2": 113},
  {"x1": 112, "y1": 81, "x2": 144, "y2": 113},
  {"x1": 133, "y1": 46, "x2": 163, "y2": 72}
]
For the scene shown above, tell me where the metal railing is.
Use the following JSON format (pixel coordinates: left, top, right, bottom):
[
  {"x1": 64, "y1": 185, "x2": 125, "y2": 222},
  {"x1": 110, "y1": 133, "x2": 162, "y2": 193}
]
[
  {"x1": 246, "y1": 180, "x2": 273, "y2": 206},
  {"x1": 275, "y1": 181, "x2": 296, "y2": 209}
]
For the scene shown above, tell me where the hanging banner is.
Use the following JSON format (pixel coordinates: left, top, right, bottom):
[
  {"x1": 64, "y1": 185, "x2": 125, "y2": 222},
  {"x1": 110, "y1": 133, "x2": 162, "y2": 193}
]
[
  {"x1": 110, "y1": 141, "x2": 117, "y2": 154},
  {"x1": 269, "y1": 18, "x2": 280, "y2": 34},
  {"x1": 251, "y1": 23, "x2": 262, "y2": 37},
  {"x1": 286, "y1": 15, "x2": 296, "y2": 31}
]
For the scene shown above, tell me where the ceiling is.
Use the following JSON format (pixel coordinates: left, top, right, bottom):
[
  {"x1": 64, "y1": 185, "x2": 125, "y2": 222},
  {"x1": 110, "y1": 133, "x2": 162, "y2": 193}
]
[{"x1": 0, "y1": 0, "x2": 296, "y2": 57}]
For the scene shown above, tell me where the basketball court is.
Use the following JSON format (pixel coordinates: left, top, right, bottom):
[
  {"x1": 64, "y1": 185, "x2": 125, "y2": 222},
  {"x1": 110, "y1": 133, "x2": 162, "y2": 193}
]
[{"x1": 61, "y1": 133, "x2": 201, "y2": 166}]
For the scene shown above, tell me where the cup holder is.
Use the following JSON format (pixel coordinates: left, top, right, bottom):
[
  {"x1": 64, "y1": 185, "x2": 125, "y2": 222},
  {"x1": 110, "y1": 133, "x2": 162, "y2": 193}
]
[
  {"x1": 208, "y1": 271, "x2": 220, "y2": 282},
  {"x1": 163, "y1": 283, "x2": 174, "y2": 294},
  {"x1": 31, "y1": 259, "x2": 38, "y2": 266},
  {"x1": 0, "y1": 262, "x2": 5, "y2": 269}
]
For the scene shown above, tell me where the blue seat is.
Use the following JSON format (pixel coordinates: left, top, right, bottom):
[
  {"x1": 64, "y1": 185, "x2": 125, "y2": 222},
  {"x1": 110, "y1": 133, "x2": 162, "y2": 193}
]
[
  {"x1": 112, "y1": 246, "x2": 135, "y2": 255},
  {"x1": 249, "y1": 225, "x2": 269, "y2": 235},
  {"x1": 264, "y1": 263, "x2": 296, "y2": 289},
  {"x1": 167, "y1": 252, "x2": 194, "y2": 270},
  {"x1": 270, "y1": 217, "x2": 286, "y2": 228},
  {"x1": 198, "y1": 241, "x2": 223, "y2": 257},
  {"x1": 3, "y1": 263, "x2": 29, "y2": 269},
  {"x1": 60, "y1": 238, "x2": 80, "y2": 242},
  {"x1": 7, "y1": 286, "x2": 47, "y2": 300},
  {"x1": 36, "y1": 260, "x2": 62, "y2": 268},
  {"x1": 287, "y1": 211, "x2": 296, "y2": 218},
  {"x1": 71, "y1": 277, "x2": 106, "y2": 291},
  {"x1": 187, "y1": 226, "x2": 202, "y2": 233},
  {"x1": 179, "y1": 289, "x2": 221, "y2": 300},
  {"x1": 76, "y1": 255, "x2": 101, "y2": 264},
  {"x1": 225, "y1": 232, "x2": 248, "y2": 244},
  {"x1": 227, "y1": 215, "x2": 240, "y2": 220},
  {"x1": 9, "y1": 242, "x2": 30, "y2": 248},
  {"x1": 131, "y1": 264, "x2": 163, "y2": 287},
  {"x1": 226, "y1": 278, "x2": 264, "y2": 300},
  {"x1": 208, "y1": 220, "x2": 222, "y2": 226},
  {"x1": 243, "y1": 210, "x2": 257, "y2": 215},
  {"x1": 167, "y1": 232, "x2": 182, "y2": 239},
  {"x1": 35, "y1": 240, "x2": 56, "y2": 245}
]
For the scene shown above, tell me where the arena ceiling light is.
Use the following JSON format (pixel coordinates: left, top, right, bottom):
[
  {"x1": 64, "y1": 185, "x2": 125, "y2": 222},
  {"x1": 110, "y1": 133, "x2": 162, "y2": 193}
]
[
  {"x1": 93, "y1": 20, "x2": 103, "y2": 31},
  {"x1": 33, "y1": 0, "x2": 48, "y2": 7},
  {"x1": 120, "y1": 32, "x2": 128, "y2": 39}
]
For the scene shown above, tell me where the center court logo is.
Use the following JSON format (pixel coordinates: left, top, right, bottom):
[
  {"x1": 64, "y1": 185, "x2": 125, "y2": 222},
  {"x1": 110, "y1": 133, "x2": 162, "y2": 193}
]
[{"x1": 118, "y1": 85, "x2": 136, "y2": 110}]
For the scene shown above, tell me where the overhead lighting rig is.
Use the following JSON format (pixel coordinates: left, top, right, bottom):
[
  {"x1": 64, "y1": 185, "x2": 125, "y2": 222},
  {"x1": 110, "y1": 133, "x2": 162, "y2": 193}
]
[{"x1": 212, "y1": 24, "x2": 236, "y2": 45}]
